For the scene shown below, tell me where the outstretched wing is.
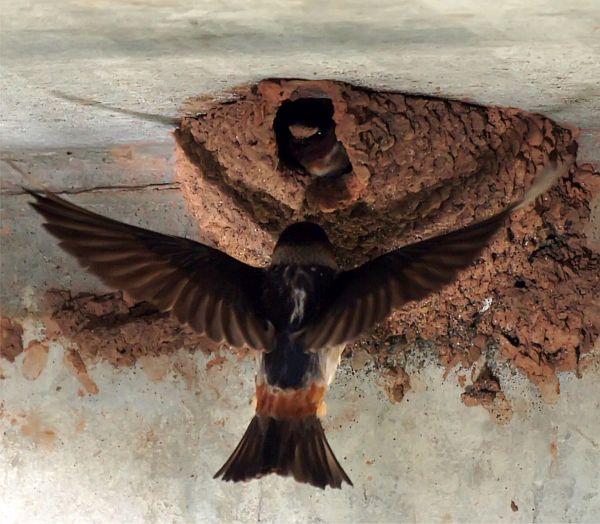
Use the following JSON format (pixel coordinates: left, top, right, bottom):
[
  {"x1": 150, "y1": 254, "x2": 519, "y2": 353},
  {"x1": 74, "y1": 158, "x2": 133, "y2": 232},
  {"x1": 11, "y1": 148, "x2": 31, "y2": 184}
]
[
  {"x1": 301, "y1": 161, "x2": 568, "y2": 350},
  {"x1": 27, "y1": 190, "x2": 274, "y2": 351},
  {"x1": 301, "y1": 208, "x2": 511, "y2": 350}
]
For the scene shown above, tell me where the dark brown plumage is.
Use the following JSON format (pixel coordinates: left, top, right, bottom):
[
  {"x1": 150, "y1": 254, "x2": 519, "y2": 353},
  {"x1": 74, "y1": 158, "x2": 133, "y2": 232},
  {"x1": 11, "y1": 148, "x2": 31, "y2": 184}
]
[
  {"x1": 214, "y1": 415, "x2": 352, "y2": 489},
  {"x1": 286, "y1": 125, "x2": 352, "y2": 178}
]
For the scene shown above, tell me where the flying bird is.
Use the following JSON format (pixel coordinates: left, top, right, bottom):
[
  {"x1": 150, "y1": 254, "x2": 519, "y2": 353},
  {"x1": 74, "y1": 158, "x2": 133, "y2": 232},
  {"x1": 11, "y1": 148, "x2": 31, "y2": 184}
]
[{"x1": 26, "y1": 160, "x2": 565, "y2": 489}]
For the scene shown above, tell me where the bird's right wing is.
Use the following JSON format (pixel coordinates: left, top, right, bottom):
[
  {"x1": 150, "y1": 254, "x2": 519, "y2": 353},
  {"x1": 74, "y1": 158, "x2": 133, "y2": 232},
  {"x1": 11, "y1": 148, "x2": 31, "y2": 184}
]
[
  {"x1": 27, "y1": 190, "x2": 274, "y2": 351},
  {"x1": 301, "y1": 160, "x2": 569, "y2": 351}
]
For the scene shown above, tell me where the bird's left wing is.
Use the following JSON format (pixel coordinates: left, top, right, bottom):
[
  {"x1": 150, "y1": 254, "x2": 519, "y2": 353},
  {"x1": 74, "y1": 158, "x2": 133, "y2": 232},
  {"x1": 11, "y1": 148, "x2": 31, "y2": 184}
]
[
  {"x1": 27, "y1": 190, "x2": 274, "y2": 351},
  {"x1": 300, "y1": 160, "x2": 568, "y2": 351}
]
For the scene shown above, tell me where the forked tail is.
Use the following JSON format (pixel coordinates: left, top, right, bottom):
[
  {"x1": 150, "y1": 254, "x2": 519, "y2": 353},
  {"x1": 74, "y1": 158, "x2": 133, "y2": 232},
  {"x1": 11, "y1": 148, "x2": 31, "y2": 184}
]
[{"x1": 214, "y1": 415, "x2": 352, "y2": 489}]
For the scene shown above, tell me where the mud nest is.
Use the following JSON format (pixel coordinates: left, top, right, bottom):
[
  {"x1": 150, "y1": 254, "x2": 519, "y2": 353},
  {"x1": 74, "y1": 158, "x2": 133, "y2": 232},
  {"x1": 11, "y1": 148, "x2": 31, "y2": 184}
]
[{"x1": 170, "y1": 78, "x2": 599, "y2": 403}]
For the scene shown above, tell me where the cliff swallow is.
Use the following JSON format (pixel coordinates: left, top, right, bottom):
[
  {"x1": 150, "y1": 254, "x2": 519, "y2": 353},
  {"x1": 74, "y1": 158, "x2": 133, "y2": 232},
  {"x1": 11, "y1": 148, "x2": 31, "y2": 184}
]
[
  {"x1": 285, "y1": 121, "x2": 352, "y2": 178},
  {"x1": 26, "y1": 161, "x2": 565, "y2": 489},
  {"x1": 275, "y1": 98, "x2": 352, "y2": 178}
]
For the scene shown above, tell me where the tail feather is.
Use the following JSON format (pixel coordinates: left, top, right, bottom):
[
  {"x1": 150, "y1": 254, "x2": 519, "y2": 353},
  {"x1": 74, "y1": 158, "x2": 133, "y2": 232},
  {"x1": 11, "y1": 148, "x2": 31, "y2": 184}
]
[{"x1": 214, "y1": 415, "x2": 352, "y2": 489}]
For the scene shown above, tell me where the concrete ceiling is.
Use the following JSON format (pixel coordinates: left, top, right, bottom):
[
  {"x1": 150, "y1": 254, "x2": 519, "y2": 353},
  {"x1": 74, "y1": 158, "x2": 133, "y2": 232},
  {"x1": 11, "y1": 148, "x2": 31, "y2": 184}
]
[{"x1": 1, "y1": 0, "x2": 599, "y2": 154}]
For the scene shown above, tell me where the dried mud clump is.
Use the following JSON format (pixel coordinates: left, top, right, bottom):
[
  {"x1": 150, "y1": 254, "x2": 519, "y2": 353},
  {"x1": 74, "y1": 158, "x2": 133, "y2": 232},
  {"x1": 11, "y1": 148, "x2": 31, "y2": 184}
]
[
  {"x1": 173, "y1": 78, "x2": 599, "y2": 402},
  {"x1": 461, "y1": 365, "x2": 513, "y2": 424},
  {"x1": 21, "y1": 341, "x2": 49, "y2": 381},
  {"x1": 63, "y1": 349, "x2": 99, "y2": 394},
  {"x1": 44, "y1": 290, "x2": 218, "y2": 368},
  {"x1": 380, "y1": 366, "x2": 412, "y2": 404},
  {"x1": 1, "y1": 316, "x2": 24, "y2": 362}
]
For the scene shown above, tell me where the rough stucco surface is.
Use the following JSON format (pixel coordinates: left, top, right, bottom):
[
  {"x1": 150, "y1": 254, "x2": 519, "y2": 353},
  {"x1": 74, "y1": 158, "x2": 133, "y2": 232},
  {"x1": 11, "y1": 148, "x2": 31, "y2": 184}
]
[{"x1": 1, "y1": 1, "x2": 600, "y2": 523}]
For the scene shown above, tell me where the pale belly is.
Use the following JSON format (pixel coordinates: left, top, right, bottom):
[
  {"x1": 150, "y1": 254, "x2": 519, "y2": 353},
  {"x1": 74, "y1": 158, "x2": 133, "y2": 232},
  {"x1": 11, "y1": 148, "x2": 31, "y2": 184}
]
[{"x1": 319, "y1": 343, "x2": 346, "y2": 386}]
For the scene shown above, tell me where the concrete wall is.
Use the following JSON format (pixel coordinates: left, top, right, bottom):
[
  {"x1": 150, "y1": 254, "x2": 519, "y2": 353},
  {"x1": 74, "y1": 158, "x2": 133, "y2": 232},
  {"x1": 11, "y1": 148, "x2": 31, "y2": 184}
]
[{"x1": 1, "y1": 1, "x2": 599, "y2": 523}]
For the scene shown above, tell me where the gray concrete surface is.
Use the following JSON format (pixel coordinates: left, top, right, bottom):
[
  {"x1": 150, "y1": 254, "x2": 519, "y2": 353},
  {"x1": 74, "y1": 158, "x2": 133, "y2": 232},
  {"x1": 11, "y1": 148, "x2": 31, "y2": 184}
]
[
  {"x1": 1, "y1": 1, "x2": 599, "y2": 523},
  {"x1": 1, "y1": 0, "x2": 599, "y2": 152},
  {"x1": 2, "y1": 338, "x2": 600, "y2": 523}
]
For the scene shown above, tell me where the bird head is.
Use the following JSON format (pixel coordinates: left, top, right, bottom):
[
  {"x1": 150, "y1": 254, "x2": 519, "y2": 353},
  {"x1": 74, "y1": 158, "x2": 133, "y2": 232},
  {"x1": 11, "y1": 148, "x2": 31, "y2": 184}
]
[{"x1": 271, "y1": 222, "x2": 338, "y2": 269}]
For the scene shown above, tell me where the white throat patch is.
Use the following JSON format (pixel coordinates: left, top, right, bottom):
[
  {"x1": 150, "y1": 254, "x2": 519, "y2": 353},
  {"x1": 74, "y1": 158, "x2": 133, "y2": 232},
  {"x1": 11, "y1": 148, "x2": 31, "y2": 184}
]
[{"x1": 290, "y1": 287, "x2": 307, "y2": 324}]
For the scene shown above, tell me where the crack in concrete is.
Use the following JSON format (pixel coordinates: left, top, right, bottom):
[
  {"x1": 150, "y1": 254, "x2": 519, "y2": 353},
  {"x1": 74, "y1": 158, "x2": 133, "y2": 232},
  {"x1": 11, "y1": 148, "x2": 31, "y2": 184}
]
[
  {"x1": 256, "y1": 482, "x2": 264, "y2": 522},
  {"x1": 2, "y1": 158, "x2": 37, "y2": 187},
  {"x1": 573, "y1": 427, "x2": 599, "y2": 449},
  {"x1": 50, "y1": 90, "x2": 180, "y2": 127},
  {"x1": 1, "y1": 182, "x2": 181, "y2": 196}
]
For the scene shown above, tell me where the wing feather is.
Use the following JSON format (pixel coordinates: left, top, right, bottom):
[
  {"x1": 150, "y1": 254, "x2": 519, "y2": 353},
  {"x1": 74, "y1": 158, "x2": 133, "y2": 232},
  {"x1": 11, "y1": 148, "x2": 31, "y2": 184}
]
[{"x1": 27, "y1": 190, "x2": 273, "y2": 351}]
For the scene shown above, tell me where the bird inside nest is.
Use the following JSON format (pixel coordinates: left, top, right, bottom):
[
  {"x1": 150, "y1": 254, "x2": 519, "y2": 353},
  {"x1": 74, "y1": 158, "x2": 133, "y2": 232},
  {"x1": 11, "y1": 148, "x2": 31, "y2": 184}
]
[{"x1": 284, "y1": 117, "x2": 352, "y2": 178}]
